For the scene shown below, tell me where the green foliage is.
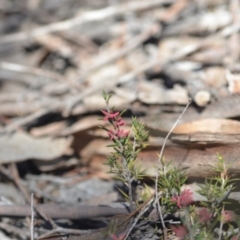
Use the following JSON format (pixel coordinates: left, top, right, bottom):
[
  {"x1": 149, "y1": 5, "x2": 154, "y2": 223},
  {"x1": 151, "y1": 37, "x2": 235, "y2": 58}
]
[
  {"x1": 157, "y1": 158, "x2": 188, "y2": 213},
  {"x1": 102, "y1": 90, "x2": 113, "y2": 103},
  {"x1": 101, "y1": 92, "x2": 148, "y2": 210},
  {"x1": 198, "y1": 154, "x2": 234, "y2": 210},
  {"x1": 100, "y1": 93, "x2": 239, "y2": 240}
]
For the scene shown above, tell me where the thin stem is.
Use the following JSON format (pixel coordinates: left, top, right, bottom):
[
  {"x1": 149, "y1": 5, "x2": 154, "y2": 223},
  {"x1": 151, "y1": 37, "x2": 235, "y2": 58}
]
[
  {"x1": 184, "y1": 207, "x2": 194, "y2": 240},
  {"x1": 218, "y1": 207, "x2": 224, "y2": 240},
  {"x1": 123, "y1": 197, "x2": 154, "y2": 240},
  {"x1": 154, "y1": 99, "x2": 192, "y2": 239},
  {"x1": 30, "y1": 193, "x2": 34, "y2": 240},
  {"x1": 121, "y1": 153, "x2": 134, "y2": 211}
]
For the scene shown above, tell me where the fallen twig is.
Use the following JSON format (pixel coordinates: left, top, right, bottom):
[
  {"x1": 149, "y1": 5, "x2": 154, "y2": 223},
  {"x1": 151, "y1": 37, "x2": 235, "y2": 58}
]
[
  {"x1": 0, "y1": 203, "x2": 129, "y2": 219},
  {"x1": 0, "y1": 0, "x2": 174, "y2": 46}
]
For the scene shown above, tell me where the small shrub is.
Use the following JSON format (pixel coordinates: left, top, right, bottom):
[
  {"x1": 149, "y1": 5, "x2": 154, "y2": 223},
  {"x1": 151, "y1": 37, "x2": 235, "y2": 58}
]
[{"x1": 100, "y1": 92, "x2": 239, "y2": 240}]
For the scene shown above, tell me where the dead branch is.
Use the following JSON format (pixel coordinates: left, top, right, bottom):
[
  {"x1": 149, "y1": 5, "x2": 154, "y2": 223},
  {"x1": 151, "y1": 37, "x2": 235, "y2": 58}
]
[
  {"x1": 0, "y1": 0, "x2": 174, "y2": 46},
  {"x1": 0, "y1": 204, "x2": 128, "y2": 220}
]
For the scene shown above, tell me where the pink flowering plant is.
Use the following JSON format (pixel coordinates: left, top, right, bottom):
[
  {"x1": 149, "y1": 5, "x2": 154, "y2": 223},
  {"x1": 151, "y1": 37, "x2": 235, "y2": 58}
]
[
  {"x1": 100, "y1": 93, "x2": 240, "y2": 240},
  {"x1": 191, "y1": 155, "x2": 239, "y2": 239},
  {"x1": 171, "y1": 188, "x2": 193, "y2": 208},
  {"x1": 156, "y1": 157, "x2": 189, "y2": 217},
  {"x1": 170, "y1": 225, "x2": 188, "y2": 240},
  {"x1": 155, "y1": 156, "x2": 239, "y2": 240},
  {"x1": 171, "y1": 155, "x2": 239, "y2": 240},
  {"x1": 101, "y1": 91, "x2": 148, "y2": 211}
]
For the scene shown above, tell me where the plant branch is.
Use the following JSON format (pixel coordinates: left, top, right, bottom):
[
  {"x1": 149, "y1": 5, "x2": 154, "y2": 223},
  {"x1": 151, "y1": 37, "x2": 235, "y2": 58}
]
[{"x1": 154, "y1": 98, "x2": 192, "y2": 239}]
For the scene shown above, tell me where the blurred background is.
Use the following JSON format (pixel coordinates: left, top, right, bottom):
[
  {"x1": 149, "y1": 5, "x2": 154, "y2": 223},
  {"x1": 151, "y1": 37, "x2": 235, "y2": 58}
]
[{"x1": 0, "y1": 0, "x2": 240, "y2": 239}]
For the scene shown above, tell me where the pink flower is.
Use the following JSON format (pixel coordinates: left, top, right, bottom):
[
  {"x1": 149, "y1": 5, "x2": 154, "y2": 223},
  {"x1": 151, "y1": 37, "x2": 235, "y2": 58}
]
[
  {"x1": 171, "y1": 189, "x2": 193, "y2": 208},
  {"x1": 111, "y1": 233, "x2": 125, "y2": 240},
  {"x1": 108, "y1": 129, "x2": 116, "y2": 140},
  {"x1": 115, "y1": 118, "x2": 125, "y2": 127},
  {"x1": 101, "y1": 110, "x2": 119, "y2": 121},
  {"x1": 102, "y1": 109, "x2": 129, "y2": 140},
  {"x1": 170, "y1": 225, "x2": 188, "y2": 240},
  {"x1": 231, "y1": 235, "x2": 239, "y2": 240},
  {"x1": 198, "y1": 208, "x2": 212, "y2": 223},
  {"x1": 221, "y1": 210, "x2": 234, "y2": 223},
  {"x1": 116, "y1": 129, "x2": 129, "y2": 138},
  {"x1": 108, "y1": 129, "x2": 129, "y2": 140}
]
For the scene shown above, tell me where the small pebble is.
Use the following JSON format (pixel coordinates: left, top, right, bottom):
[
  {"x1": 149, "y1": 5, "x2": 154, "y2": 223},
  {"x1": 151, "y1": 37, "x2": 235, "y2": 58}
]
[{"x1": 194, "y1": 90, "x2": 211, "y2": 107}]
